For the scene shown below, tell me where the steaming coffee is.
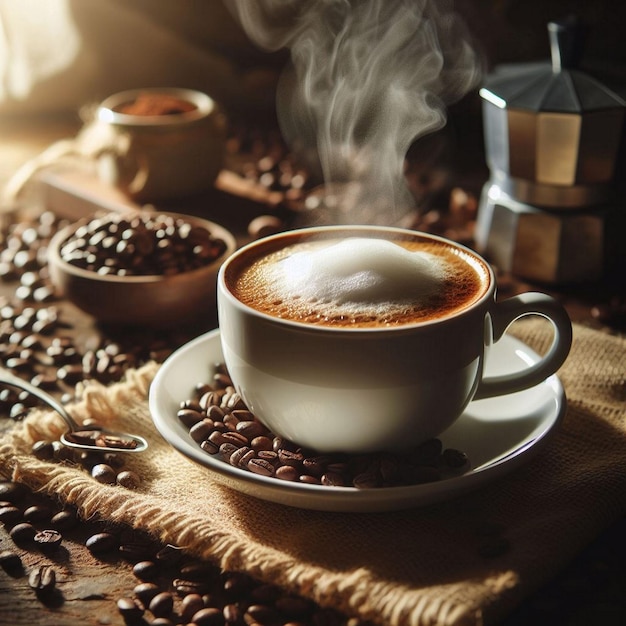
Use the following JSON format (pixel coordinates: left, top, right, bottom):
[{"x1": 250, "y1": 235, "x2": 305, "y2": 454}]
[
  {"x1": 218, "y1": 226, "x2": 572, "y2": 454},
  {"x1": 225, "y1": 233, "x2": 490, "y2": 328}
]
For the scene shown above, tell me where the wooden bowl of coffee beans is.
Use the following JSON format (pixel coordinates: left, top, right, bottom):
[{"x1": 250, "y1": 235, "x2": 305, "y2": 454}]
[{"x1": 47, "y1": 210, "x2": 236, "y2": 328}]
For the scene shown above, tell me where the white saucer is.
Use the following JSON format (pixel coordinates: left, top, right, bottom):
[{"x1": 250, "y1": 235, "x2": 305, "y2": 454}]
[{"x1": 149, "y1": 329, "x2": 566, "y2": 512}]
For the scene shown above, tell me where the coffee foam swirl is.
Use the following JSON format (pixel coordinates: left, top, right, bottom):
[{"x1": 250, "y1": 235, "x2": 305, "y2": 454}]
[
  {"x1": 269, "y1": 238, "x2": 444, "y2": 316},
  {"x1": 229, "y1": 235, "x2": 487, "y2": 327}
]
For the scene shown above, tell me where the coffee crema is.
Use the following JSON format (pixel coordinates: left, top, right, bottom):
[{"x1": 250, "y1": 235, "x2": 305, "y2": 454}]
[{"x1": 226, "y1": 235, "x2": 490, "y2": 328}]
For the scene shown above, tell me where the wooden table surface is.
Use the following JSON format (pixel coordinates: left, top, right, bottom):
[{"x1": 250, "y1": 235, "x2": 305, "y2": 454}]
[{"x1": 1, "y1": 113, "x2": 625, "y2": 626}]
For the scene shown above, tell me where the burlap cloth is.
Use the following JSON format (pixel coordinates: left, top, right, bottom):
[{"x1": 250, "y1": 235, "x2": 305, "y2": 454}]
[{"x1": 1, "y1": 319, "x2": 625, "y2": 626}]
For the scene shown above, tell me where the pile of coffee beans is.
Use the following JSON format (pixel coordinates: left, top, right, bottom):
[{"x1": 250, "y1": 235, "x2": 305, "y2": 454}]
[
  {"x1": 178, "y1": 366, "x2": 469, "y2": 489},
  {"x1": 0, "y1": 293, "x2": 182, "y2": 419},
  {"x1": 0, "y1": 211, "x2": 204, "y2": 422},
  {"x1": 0, "y1": 478, "x2": 369, "y2": 625},
  {"x1": 57, "y1": 212, "x2": 228, "y2": 277}
]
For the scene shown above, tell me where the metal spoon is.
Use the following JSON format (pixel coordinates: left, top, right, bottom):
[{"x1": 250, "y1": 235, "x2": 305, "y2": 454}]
[{"x1": 0, "y1": 367, "x2": 148, "y2": 453}]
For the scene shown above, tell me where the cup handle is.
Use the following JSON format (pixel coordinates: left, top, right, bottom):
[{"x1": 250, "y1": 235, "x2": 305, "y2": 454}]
[{"x1": 474, "y1": 292, "x2": 572, "y2": 400}]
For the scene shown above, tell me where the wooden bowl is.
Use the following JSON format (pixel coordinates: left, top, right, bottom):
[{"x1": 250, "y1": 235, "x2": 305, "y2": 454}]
[{"x1": 47, "y1": 211, "x2": 236, "y2": 328}]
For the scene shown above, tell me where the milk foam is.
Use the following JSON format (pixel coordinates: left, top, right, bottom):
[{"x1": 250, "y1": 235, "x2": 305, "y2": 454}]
[{"x1": 267, "y1": 238, "x2": 445, "y2": 316}]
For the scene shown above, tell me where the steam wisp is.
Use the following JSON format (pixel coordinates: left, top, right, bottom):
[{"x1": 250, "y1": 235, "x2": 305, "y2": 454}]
[{"x1": 229, "y1": 0, "x2": 482, "y2": 223}]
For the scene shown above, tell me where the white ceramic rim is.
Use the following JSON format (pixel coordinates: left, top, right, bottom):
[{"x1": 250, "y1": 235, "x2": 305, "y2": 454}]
[{"x1": 218, "y1": 225, "x2": 496, "y2": 334}]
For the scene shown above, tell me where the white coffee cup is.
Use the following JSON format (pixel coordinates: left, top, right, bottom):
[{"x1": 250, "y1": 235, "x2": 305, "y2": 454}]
[{"x1": 217, "y1": 226, "x2": 572, "y2": 453}]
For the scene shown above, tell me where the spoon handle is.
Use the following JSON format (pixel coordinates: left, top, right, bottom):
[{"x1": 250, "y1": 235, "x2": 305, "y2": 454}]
[{"x1": 0, "y1": 366, "x2": 79, "y2": 432}]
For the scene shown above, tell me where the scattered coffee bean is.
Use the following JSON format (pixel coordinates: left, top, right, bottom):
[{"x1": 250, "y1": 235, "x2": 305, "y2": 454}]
[
  {"x1": 28, "y1": 564, "x2": 57, "y2": 594},
  {"x1": 133, "y1": 560, "x2": 159, "y2": 582},
  {"x1": 149, "y1": 590, "x2": 174, "y2": 617},
  {"x1": 23, "y1": 503, "x2": 53, "y2": 523},
  {"x1": 172, "y1": 577, "x2": 210, "y2": 596},
  {"x1": 181, "y1": 593, "x2": 205, "y2": 621},
  {"x1": 116, "y1": 470, "x2": 141, "y2": 489},
  {"x1": 50, "y1": 509, "x2": 78, "y2": 531},
  {"x1": 117, "y1": 596, "x2": 144, "y2": 621},
  {"x1": 86, "y1": 531, "x2": 119, "y2": 554},
  {"x1": 10, "y1": 521, "x2": 36, "y2": 545},
  {"x1": 34, "y1": 529, "x2": 63, "y2": 553},
  {"x1": 191, "y1": 606, "x2": 225, "y2": 626},
  {"x1": 0, "y1": 505, "x2": 22, "y2": 526},
  {"x1": 134, "y1": 581, "x2": 161, "y2": 605},
  {"x1": 91, "y1": 463, "x2": 117, "y2": 484},
  {"x1": 443, "y1": 447, "x2": 469, "y2": 469},
  {"x1": 32, "y1": 439, "x2": 55, "y2": 460}
]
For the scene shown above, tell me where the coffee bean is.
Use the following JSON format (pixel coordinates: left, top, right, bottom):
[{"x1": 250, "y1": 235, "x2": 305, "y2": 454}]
[
  {"x1": 181, "y1": 593, "x2": 205, "y2": 621},
  {"x1": 250, "y1": 583, "x2": 282, "y2": 604},
  {"x1": 133, "y1": 560, "x2": 159, "y2": 582},
  {"x1": 352, "y1": 471, "x2": 381, "y2": 489},
  {"x1": 200, "y1": 391, "x2": 222, "y2": 410},
  {"x1": 251, "y1": 435, "x2": 273, "y2": 452},
  {"x1": 248, "y1": 458, "x2": 276, "y2": 477},
  {"x1": 117, "y1": 596, "x2": 144, "y2": 621},
  {"x1": 276, "y1": 465, "x2": 299, "y2": 481},
  {"x1": 134, "y1": 582, "x2": 161, "y2": 605},
  {"x1": 246, "y1": 603, "x2": 279, "y2": 624},
  {"x1": 443, "y1": 448, "x2": 469, "y2": 470},
  {"x1": 10, "y1": 522, "x2": 36, "y2": 545},
  {"x1": 229, "y1": 445, "x2": 255, "y2": 468},
  {"x1": 34, "y1": 529, "x2": 63, "y2": 553},
  {"x1": 221, "y1": 431, "x2": 249, "y2": 447},
  {"x1": 31, "y1": 440, "x2": 55, "y2": 460},
  {"x1": 178, "y1": 407, "x2": 204, "y2": 428},
  {"x1": 28, "y1": 565, "x2": 57, "y2": 594},
  {"x1": 86, "y1": 531, "x2": 119, "y2": 554},
  {"x1": 23, "y1": 504, "x2": 53, "y2": 523},
  {"x1": 116, "y1": 470, "x2": 141, "y2": 489},
  {"x1": 190, "y1": 419, "x2": 215, "y2": 442},
  {"x1": 149, "y1": 591, "x2": 174, "y2": 617},
  {"x1": 278, "y1": 449, "x2": 304, "y2": 468},
  {"x1": 0, "y1": 505, "x2": 21, "y2": 526},
  {"x1": 223, "y1": 603, "x2": 242, "y2": 623},
  {"x1": 200, "y1": 439, "x2": 220, "y2": 454},
  {"x1": 192, "y1": 606, "x2": 225, "y2": 626},
  {"x1": 219, "y1": 442, "x2": 240, "y2": 461},
  {"x1": 321, "y1": 471, "x2": 346, "y2": 487},
  {"x1": 212, "y1": 372, "x2": 232, "y2": 389},
  {"x1": 173, "y1": 577, "x2": 210, "y2": 595},
  {"x1": 236, "y1": 420, "x2": 266, "y2": 439},
  {"x1": 206, "y1": 405, "x2": 226, "y2": 421},
  {"x1": 299, "y1": 474, "x2": 321, "y2": 485},
  {"x1": 91, "y1": 463, "x2": 117, "y2": 484},
  {"x1": 50, "y1": 509, "x2": 78, "y2": 531}
]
